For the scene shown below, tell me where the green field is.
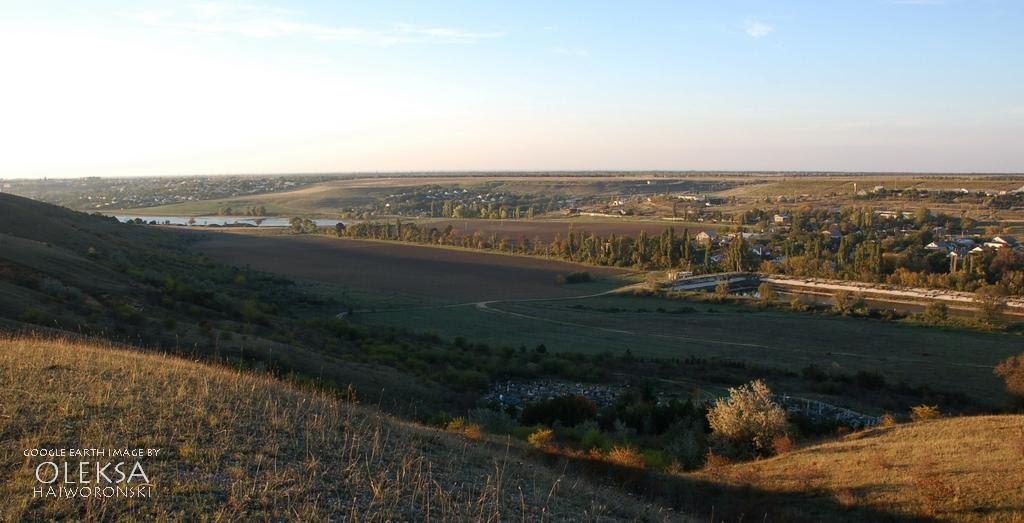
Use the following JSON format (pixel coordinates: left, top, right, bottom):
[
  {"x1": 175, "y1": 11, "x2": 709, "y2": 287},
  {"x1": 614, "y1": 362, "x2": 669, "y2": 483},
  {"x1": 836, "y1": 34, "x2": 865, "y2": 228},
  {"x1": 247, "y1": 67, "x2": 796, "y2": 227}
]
[
  {"x1": 355, "y1": 292, "x2": 1022, "y2": 405},
  {"x1": 184, "y1": 226, "x2": 1023, "y2": 410}
]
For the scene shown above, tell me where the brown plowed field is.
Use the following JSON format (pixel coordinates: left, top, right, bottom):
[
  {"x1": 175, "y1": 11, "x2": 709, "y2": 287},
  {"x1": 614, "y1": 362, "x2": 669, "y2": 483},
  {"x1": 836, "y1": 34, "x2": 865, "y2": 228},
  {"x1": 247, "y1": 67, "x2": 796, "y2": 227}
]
[{"x1": 192, "y1": 230, "x2": 627, "y2": 302}]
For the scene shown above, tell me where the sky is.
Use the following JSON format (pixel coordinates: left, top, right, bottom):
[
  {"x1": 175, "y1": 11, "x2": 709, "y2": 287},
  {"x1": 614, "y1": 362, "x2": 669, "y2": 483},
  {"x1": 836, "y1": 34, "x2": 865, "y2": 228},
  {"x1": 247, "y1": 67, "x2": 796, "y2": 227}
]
[{"x1": 1, "y1": 0, "x2": 1022, "y2": 178}]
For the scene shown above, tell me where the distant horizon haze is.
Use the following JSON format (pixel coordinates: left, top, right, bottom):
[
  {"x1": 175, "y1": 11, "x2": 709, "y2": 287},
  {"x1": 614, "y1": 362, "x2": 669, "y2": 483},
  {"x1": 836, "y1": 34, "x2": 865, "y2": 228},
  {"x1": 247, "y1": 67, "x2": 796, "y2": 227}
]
[
  {"x1": 4, "y1": 169, "x2": 1024, "y2": 182},
  {"x1": 2, "y1": 1, "x2": 1022, "y2": 178}
]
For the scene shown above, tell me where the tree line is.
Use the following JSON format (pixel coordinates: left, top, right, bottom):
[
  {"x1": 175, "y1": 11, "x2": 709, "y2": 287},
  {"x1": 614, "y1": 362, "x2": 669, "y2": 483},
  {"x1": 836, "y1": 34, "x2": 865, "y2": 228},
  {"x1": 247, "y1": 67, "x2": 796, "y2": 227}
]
[{"x1": 323, "y1": 205, "x2": 1024, "y2": 295}]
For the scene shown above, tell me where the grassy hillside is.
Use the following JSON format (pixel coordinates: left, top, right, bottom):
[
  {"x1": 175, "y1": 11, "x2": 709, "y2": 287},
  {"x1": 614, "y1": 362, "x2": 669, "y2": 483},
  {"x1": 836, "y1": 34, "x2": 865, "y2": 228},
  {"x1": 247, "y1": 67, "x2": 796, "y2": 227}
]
[
  {"x1": 0, "y1": 192, "x2": 461, "y2": 414},
  {"x1": 0, "y1": 193, "x2": 677, "y2": 416},
  {"x1": 692, "y1": 415, "x2": 1024, "y2": 521},
  {"x1": 0, "y1": 337, "x2": 674, "y2": 521},
  {"x1": 4, "y1": 341, "x2": 1022, "y2": 521}
]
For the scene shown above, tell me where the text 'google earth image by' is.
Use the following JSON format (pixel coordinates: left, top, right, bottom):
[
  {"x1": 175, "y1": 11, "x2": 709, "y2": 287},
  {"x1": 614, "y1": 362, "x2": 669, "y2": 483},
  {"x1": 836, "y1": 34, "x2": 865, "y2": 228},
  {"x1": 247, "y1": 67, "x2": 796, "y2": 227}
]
[{"x1": 2, "y1": 1, "x2": 1024, "y2": 521}]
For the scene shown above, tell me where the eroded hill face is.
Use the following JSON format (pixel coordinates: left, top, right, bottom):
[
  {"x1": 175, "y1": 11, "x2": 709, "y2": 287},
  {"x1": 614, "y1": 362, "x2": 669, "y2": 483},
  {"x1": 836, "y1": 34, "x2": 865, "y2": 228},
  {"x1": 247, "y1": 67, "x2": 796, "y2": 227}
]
[{"x1": 0, "y1": 338, "x2": 673, "y2": 521}]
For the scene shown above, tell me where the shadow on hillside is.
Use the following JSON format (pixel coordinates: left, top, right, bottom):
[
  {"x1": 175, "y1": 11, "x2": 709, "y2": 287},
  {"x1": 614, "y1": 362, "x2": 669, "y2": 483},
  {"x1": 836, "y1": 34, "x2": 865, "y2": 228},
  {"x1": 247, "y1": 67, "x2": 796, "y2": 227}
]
[{"x1": 532, "y1": 452, "x2": 935, "y2": 522}]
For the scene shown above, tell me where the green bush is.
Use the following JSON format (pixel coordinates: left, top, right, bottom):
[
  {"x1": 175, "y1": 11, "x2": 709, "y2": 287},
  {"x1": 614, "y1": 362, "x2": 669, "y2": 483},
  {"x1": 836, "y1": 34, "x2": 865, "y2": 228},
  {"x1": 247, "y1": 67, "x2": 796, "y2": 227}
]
[
  {"x1": 521, "y1": 395, "x2": 598, "y2": 427},
  {"x1": 556, "y1": 271, "x2": 592, "y2": 285},
  {"x1": 580, "y1": 428, "x2": 609, "y2": 451},
  {"x1": 17, "y1": 308, "x2": 49, "y2": 325},
  {"x1": 467, "y1": 408, "x2": 517, "y2": 434}
]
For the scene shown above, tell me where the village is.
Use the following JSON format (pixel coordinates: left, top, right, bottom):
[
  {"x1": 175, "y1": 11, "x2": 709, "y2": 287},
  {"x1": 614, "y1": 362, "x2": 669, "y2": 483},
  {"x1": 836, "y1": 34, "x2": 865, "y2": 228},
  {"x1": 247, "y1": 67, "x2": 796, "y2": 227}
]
[{"x1": 0, "y1": 175, "x2": 327, "y2": 211}]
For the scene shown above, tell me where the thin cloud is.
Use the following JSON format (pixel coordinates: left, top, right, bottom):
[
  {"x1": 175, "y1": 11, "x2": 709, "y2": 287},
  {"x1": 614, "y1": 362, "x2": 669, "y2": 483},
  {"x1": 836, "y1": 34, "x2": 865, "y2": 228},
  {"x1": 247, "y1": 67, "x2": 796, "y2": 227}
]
[
  {"x1": 744, "y1": 19, "x2": 774, "y2": 38},
  {"x1": 126, "y1": 2, "x2": 504, "y2": 45},
  {"x1": 391, "y1": 23, "x2": 504, "y2": 41},
  {"x1": 187, "y1": 2, "x2": 300, "y2": 19},
  {"x1": 553, "y1": 47, "x2": 589, "y2": 57}
]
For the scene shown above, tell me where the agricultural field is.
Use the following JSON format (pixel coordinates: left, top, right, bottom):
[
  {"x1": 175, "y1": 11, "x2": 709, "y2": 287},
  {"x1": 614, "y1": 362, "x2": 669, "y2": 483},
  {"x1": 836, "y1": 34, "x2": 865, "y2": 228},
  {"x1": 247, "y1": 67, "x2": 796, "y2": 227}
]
[
  {"x1": 187, "y1": 227, "x2": 1022, "y2": 410},
  {"x1": 119, "y1": 174, "x2": 744, "y2": 217},
  {"x1": 191, "y1": 229, "x2": 630, "y2": 306},
  {"x1": 712, "y1": 174, "x2": 1024, "y2": 229},
  {"x1": 358, "y1": 293, "x2": 1022, "y2": 407},
  {"x1": 717, "y1": 174, "x2": 1024, "y2": 199}
]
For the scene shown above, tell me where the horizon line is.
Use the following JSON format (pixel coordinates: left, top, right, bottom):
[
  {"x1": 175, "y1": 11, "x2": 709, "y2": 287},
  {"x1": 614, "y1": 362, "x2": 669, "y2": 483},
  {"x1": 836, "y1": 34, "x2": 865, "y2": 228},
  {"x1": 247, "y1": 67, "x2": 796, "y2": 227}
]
[{"x1": 4, "y1": 169, "x2": 1024, "y2": 181}]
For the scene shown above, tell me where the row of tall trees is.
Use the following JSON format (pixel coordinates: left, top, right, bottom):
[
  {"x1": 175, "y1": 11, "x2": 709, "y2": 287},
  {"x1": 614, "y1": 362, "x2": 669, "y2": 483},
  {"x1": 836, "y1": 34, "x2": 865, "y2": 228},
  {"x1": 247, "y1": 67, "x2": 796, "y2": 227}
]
[
  {"x1": 435, "y1": 200, "x2": 538, "y2": 220},
  {"x1": 343, "y1": 220, "x2": 726, "y2": 270},
  {"x1": 218, "y1": 205, "x2": 266, "y2": 216}
]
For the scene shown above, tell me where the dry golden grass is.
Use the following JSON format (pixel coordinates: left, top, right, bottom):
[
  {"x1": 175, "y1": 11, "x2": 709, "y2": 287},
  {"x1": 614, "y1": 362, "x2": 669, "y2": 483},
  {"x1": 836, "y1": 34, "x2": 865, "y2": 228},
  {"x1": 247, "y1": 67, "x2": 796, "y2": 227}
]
[
  {"x1": 693, "y1": 415, "x2": 1024, "y2": 521},
  {"x1": 0, "y1": 336, "x2": 678, "y2": 521}
]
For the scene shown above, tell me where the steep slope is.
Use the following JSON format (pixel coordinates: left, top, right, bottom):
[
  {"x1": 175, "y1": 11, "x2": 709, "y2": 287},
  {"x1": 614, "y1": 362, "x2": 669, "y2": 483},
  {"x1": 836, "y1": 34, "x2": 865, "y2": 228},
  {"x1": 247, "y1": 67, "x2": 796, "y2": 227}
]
[
  {"x1": 0, "y1": 191, "x2": 187, "y2": 258},
  {"x1": 0, "y1": 192, "x2": 164, "y2": 328},
  {"x1": 0, "y1": 192, "x2": 457, "y2": 415},
  {"x1": 0, "y1": 337, "x2": 678, "y2": 521},
  {"x1": 691, "y1": 415, "x2": 1024, "y2": 521}
]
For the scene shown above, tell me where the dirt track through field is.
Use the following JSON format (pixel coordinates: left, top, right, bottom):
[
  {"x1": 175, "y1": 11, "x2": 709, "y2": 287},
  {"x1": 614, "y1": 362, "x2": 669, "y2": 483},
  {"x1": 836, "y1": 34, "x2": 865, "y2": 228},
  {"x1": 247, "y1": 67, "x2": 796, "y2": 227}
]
[{"x1": 473, "y1": 300, "x2": 997, "y2": 370}]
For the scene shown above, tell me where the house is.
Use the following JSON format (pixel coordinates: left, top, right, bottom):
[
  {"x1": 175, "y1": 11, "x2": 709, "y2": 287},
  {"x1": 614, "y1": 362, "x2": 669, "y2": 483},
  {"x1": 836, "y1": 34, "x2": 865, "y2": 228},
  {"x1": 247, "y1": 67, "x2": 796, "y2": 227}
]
[
  {"x1": 954, "y1": 238, "x2": 977, "y2": 248},
  {"x1": 992, "y1": 236, "x2": 1018, "y2": 247},
  {"x1": 773, "y1": 213, "x2": 791, "y2": 225},
  {"x1": 724, "y1": 232, "x2": 762, "y2": 243},
  {"x1": 982, "y1": 236, "x2": 1017, "y2": 249},
  {"x1": 874, "y1": 210, "x2": 914, "y2": 220},
  {"x1": 821, "y1": 225, "x2": 843, "y2": 241},
  {"x1": 695, "y1": 230, "x2": 718, "y2": 244},
  {"x1": 925, "y1": 241, "x2": 955, "y2": 252},
  {"x1": 751, "y1": 245, "x2": 772, "y2": 258}
]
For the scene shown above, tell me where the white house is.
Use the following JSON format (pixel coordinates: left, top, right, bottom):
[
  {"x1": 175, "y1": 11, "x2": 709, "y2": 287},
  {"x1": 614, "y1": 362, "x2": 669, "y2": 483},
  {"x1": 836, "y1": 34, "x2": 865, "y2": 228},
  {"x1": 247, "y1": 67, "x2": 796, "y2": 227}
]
[
  {"x1": 695, "y1": 230, "x2": 718, "y2": 244},
  {"x1": 926, "y1": 241, "x2": 955, "y2": 252}
]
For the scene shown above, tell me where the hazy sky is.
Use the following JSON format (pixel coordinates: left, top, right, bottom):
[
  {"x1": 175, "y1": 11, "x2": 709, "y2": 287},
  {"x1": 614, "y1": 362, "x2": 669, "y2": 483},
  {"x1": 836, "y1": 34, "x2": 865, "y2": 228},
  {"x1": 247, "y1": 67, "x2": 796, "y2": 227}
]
[{"x1": 1, "y1": 1, "x2": 1022, "y2": 178}]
